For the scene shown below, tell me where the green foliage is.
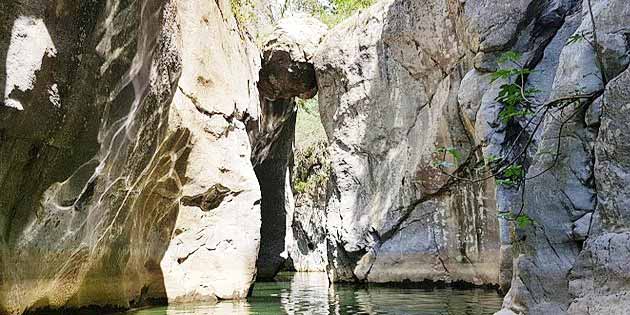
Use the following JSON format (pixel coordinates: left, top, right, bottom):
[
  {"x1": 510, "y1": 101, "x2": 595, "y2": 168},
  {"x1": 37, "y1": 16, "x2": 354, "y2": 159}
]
[
  {"x1": 495, "y1": 82, "x2": 535, "y2": 124},
  {"x1": 292, "y1": 141, "x2": 331, "y2": 199},
  {"x1": 295, "y1": 96, "x2": 327, "y2": 150},
  {"x1": 491, "y1": 51, "x2": 538, "y2": 125},
  {"x1": 497, "y1": 51, "x2": 522, "y2": 65},
  {"x1": 286, "y1": 0, "x2": 374, "y2": 27},
  {"x1": 490, "y1": 68, "x2": 533, "y2": 83},
  {"x1": 495, "y1": 164, "x2": 524, "y2": 187},
  {"x1": 294, "y1": 180, "x2": 308, "y2": 194},
  {"x1": 499, "y1": 104, "x2": 534, "y2": 124},
  {"x1": 231, "y1": 0, "x2": 256, "y2": 27},
  {"x1": 329, "y1": 0, "x2": 374, "y2": 20},
  {"x1": 499, "y1": 212, "x2": 536, "y2": 229},
  {"x1": 496, "y1": 83, "x2": 523, "y2": 107},
  {"x1": 432, "y1": 146, "x2": 462, "y2": 169}
]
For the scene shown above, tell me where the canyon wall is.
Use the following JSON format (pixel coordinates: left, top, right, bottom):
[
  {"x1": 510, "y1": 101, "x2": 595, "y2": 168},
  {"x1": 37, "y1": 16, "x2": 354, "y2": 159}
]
[
  {"x1": 1, "y1": 0, "x2": 630, "y2": 314},
  {"x1": 0, "y1": 0, "x2": 262, "y2": 313},
  {"x1": 305, "y1": 0, "x2": 630, "y2": 314},
  {"x1": 313, "y1": 0, "x2": 501, "y2": 285}
]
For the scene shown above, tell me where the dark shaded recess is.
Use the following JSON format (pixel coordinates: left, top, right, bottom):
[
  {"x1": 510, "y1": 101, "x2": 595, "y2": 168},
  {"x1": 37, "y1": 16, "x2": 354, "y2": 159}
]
[
  {"x1": 181, "y1": 184, "x2": 232, "y2": 212},
  {"x1": 258, "y1": 49, "x2": 318, "y2": 100},
  {"x1": 254, "y1": 110, "x2": 297, "y2": 280}
]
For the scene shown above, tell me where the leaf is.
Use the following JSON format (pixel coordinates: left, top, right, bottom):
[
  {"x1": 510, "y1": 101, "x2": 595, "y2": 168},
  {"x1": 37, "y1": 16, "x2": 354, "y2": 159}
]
[
  {"x1": 498, "y1": 51, "x2": 522, "y2": 65},
  {"x1": 496, "y1": 83, "x2": 524, "y2": 107},
  {"x1": 498, "y1": 212, "x2": 536, "y2": 228},
  {"x1": 503, "y1": 164, "x2": 524, "y2": 179},
  {"x1": 496, "y1": 164, "x2": 525, "y2": 187},
  {"x1": 446, "y1": 147, "x2": 462, "y2": 162},
  {"x1": 515, "y1": 214, "x2": 535, "y2": 229},
  {"x1": 490, "y1": 69, "x2": 517, "y2": 83}
]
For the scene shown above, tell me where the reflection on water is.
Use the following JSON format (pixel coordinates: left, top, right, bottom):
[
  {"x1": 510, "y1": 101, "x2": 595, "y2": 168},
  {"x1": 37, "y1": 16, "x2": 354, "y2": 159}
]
[{"x1": 129, "y1": 272, "x2": 501, "y2": 315}]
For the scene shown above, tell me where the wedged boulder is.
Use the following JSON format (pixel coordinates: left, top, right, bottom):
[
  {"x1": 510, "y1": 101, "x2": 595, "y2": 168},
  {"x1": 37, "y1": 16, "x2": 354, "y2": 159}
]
[
  {"x1": 257, "y1": 14, "x2": 328, "y2": 101},
  {"x1": 313, "y1": 0, "x2": 501, "y2": 285},
  {"x1": 0, "y1": 0, "x2": 262, "y2": 313}
]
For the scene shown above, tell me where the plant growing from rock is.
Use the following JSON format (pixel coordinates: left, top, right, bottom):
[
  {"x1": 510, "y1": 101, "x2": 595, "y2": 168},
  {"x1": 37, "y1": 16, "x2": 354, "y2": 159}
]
[{"x1": 432, "y1": 39, "x2": 605, "y2": 229}]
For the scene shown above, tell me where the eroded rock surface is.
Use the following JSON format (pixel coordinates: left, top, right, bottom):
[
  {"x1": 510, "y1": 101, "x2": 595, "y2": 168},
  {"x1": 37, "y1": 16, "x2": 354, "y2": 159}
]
[
  {"x1": 0, "y1": 0, "x2": 262, "y2": 313},
  {"x1": 313, "y1": 0, "x2": 501, "y2": 285}
]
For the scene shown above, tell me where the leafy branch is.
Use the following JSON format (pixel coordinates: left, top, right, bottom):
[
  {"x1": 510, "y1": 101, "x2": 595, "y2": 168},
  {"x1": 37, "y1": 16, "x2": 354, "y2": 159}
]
[{"x1": 432, "y1": 50, "x2": 599, "y2": 229}]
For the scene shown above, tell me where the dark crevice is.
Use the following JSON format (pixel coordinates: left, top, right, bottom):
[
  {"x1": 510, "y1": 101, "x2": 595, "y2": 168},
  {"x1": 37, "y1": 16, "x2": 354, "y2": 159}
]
[{"x1": 180, "y1": 184, "x2": 233, "y2": 212}]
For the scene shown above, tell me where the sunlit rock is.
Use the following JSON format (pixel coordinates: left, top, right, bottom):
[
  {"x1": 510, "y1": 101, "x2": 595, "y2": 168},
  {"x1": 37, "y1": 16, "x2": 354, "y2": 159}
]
[
  {"x1": 313, "y1": 0, "x2": 501, "y2": 285},
  {"x1": 0, "y1": 0, "x2": 261, "y2": 313}
]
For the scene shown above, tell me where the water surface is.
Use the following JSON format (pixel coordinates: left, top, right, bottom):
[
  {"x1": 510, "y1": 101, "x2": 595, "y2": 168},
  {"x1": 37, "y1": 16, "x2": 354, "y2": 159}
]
[{"x1": 130, "y1": 273, "x2": 502, "y2": 315}]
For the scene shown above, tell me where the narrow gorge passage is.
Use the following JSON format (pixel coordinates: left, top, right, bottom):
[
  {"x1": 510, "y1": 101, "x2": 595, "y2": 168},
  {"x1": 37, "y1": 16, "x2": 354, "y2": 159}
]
[
  {"x1": 250, "y1": 16, "x2": 327, "y2": 280},
  {"x1": 2, "y1": 0, "x2": 630, "y2": 314}
]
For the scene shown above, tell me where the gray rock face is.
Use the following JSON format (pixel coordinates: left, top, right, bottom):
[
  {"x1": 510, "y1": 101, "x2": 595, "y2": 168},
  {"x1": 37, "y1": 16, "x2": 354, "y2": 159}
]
[
  {"x1": 491, "y1": 1, "x2": 630, "y2": 314},
  {"x1": 567, "y1": 67, "x2": 630, "y2": 315},
  {"x1": 313, "y1": 0, "x2": 501, "y2": 285},
  {"x1": 0, "y1": 0, "x2": 262, "y2": 313},
  {"x1": 250, "y1": 15, "x2": 327, "y2": 279},
  {"x1": 309, "y1": 0, "x2": 630, "y2": 313}
]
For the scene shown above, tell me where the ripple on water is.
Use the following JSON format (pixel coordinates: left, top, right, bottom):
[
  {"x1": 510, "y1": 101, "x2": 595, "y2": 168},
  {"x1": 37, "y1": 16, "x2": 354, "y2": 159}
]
[{"x1": 127, "y1": 272, "x2": 502, "y2": 315}]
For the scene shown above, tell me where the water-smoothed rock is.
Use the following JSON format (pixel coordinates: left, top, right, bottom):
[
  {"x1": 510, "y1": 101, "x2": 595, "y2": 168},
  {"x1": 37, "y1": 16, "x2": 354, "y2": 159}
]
[{"x1": 0, "y1": 0, "x2": 262, "y2": 313}]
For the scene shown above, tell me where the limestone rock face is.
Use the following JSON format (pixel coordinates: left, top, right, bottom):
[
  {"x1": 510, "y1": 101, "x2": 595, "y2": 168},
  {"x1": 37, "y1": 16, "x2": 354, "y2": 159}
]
[
  {"x1": 250, "y1": 15, "x2": 327, "y2": 279},
  {"x1": 158, "y1": 0, "x2": 263, "y2": 302},
  {"x1": 567, "y1": 68, "x2": 630, "y2": 315},
  {"x1": 311, "y1": 1, "x2": 630, "y2": 312},
  {"x1": 484, "y1": 0, "x2": 630, "y2": 314},
  {"x1": 313, "y1": 0, "x2": 501, "y2": 285},
  {"x1": 0, "y1": 0, "x2": 262, "y2": 313}
]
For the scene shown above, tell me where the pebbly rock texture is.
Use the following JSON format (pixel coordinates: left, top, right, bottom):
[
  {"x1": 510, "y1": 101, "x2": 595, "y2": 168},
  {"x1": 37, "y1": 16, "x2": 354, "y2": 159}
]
[
  {"x1": 250, "y1": 14, "x2": 327, "y2": 279},
  {"x1": 0, "y1": 0, "x2": 262, "y2": 313},
  {"x1": 313, "y1": 0, "x2": 501, "y2": 285}
]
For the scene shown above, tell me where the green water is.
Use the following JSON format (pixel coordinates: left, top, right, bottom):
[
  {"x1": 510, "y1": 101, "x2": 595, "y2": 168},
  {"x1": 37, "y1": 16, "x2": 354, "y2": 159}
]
[{"x1": 130, "y1": 273, "x2": 502, "y2": 315}]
